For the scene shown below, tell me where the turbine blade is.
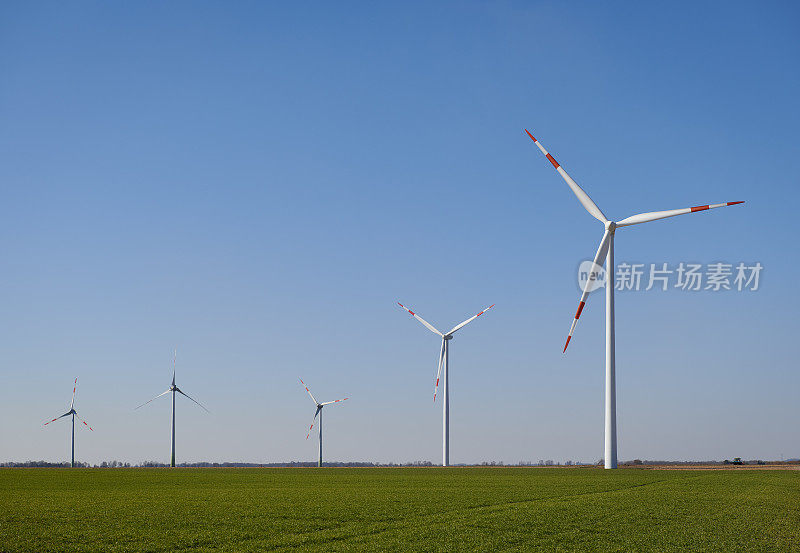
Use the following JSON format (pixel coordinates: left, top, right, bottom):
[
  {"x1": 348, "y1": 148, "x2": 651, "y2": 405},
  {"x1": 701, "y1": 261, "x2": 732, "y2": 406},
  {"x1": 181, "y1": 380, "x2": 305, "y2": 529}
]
[
  {"x1": 134, "y1": 389, "x2": 171, "y2": 410},
  {"x1": 397, "y1": 303, "x2": 443, "y2": 336},
  {"x1": 320, "y1": 397, "x2": 349, "y2": 406},
  {"x1": 298, "y1": 378, "x2": 318, "y2": 404},
  {"x1": 43, "y1": 412, "x2": 71, "y2": 426},
  {"x1": 447, "y1": 304, "x2": 495, "y2": 335},
  {"x1": 525, "y1": 130, "x2": 608, "y2": 223},
  {"x1": 433, "y1": 338, "x2": 445, "y2": 402},
  {"x1": 172, "y1": 349, "x2": 176, "y2": 386},
  {"x1": 177, "y1": 389, "x2": 210, "y2": 413},
  {"x1": 616, "y1": 201, "x2": 744, "y2": 227},
  {"x1": 75, "y1": 413, "x2": 94, "y2": 432},
  {"x1": 564, "y1": 230, "x2": 612, "y2": 352},
  {"x1": 306, "y1": 407, "x2": 321, "y2": 439},
  {"x1": 70, "y1": 377, "x2": 77, "y2": 409}
]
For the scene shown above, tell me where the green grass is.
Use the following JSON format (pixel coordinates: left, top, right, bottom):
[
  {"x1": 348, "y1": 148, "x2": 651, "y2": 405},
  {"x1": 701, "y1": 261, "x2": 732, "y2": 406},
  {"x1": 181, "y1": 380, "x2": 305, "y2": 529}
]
[{"x1": 1, "y1": 467, "x2": 798, "y2": 552}]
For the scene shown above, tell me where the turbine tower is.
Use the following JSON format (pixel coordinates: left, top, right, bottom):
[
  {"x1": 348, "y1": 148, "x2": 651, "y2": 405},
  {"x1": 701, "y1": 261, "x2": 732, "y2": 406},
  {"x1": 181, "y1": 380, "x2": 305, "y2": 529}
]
[
  {"x1": 526, "y1": 129, "x2": 743, "y2": 469},
  {"x1": 44, "y1": 378, "x2": 93, "y2": 468},
  {"x1": 135, "y1": 351, "x2": 209, "y2": 467},
  {"x1": 299, "y1": 378, "x2": 348, "y2": 467},
  {"x1": 397, "y1": 303, "x2": 494, "y2": 466}
]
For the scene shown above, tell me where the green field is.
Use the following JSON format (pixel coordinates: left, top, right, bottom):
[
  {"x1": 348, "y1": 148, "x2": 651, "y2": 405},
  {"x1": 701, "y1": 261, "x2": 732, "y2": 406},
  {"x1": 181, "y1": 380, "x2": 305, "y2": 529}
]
[{"x1": 1, "y1": 467, "x2": 798, "y2": 552}]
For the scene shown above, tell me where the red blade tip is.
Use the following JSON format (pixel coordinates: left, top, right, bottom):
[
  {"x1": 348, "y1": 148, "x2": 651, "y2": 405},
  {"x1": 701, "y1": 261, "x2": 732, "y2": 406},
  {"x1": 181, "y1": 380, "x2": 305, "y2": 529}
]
[
  {"x1": 563, "y1": 336, "x2": 572, "y2": 353},
  {"x1": 524, "y1": 129, "x2": 537, "y2": 142}
]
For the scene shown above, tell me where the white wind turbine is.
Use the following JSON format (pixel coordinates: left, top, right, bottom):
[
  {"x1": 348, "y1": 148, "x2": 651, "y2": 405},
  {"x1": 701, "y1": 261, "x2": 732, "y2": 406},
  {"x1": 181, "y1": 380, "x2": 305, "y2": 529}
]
[
  {"x1": 525, "y1": 129, "x2": 744, "y2": 469},
  {"x1": 44, "y1": 378, "x2": 93, "y2": 468},
  {"x1": 135, "y1": 351, "x2": 209, "y2": 467},
  {"x1": 299, "y1": 378, "x2": 348, "y2": 467},
  {"x1": 397, "y1": 302, "x2": 494, "y2": 466}
]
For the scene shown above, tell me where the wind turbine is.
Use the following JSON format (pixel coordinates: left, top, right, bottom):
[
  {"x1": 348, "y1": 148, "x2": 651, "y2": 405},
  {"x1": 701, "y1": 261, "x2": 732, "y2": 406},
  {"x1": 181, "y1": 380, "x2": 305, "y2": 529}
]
[
  {"x1": 135, "y1": 351, "x2": 209, "y2": 467},
  {"x1": 299, "y1": 378, "x2": 348, "y2": 467},
  {"x1": 525, "y1": 129, "x2": 743, "y2": 469},
  {"x1": 396, "y1": 302, "x2": 494, "y2": 466},
  {"x1": 44, "y1": 378, "x2": 93, "y2": 468}
]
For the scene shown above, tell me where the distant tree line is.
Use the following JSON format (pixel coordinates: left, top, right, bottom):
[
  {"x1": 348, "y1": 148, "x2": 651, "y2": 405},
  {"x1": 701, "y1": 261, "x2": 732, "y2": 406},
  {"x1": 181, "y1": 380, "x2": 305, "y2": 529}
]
[
  {"x1": 616, "y1": 459, "x2": 799, "y2": 466},
  {"x1": 0, "y1": 460, "x2": 434, "y2": 468},
  {"x1": 1, "y1": 460, "x2": 133, "y2": 468},
  {"x1": 2, "y1": 458, "x2": 797, "y2": 468}
]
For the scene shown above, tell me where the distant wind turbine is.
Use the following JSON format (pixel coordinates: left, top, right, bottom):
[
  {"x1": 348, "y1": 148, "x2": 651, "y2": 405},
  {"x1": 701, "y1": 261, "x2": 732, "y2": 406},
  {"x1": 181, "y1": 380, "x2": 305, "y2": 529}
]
[
  {"x1": 135, "y1": 351, "x2": 209, "y2": 467},
  {"x1": 299, "y1": 378, "x2": 348, "y2": 467},
  {"x1": 525, "y1": 129, "x2": 743, "y2": 469},
  {"x1": 397, "y1": 302, "x2": 494, "y2": 466},
  {"x1": 44, "y1": 378, "x2": 93, "y2": 468}
]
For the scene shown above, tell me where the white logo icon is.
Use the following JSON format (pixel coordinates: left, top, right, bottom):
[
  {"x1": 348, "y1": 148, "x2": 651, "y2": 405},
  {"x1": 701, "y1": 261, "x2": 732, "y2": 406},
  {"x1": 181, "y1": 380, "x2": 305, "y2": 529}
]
[{"x1": 578, "y1": 260, "x2": 606, "y2": 292}]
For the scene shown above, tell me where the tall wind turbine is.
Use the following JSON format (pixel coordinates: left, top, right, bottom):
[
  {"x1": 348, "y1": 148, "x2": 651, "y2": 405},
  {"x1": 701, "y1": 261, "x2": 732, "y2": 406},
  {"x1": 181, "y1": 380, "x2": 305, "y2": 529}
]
[
  {"x1": 135, "y1": 351, "x2": 209, "y2": 467},
  {"x1": 44, "y1": 378, "x2": 93, "y2": 468},
  {"x1": 397, "y1": 302, "x2": 494, "y2": 466},
  {"x1": 525, "y1": 129, "x2": 743, "y2": 469},
  {"x1": 299, "y1": 378, "x2": 348, "y2": 467}
]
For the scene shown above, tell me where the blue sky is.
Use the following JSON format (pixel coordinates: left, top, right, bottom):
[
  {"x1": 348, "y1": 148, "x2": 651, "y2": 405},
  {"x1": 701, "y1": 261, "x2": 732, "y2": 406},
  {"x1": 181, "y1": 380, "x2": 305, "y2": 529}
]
[{"x1": 1, "y1": 1, "x2": 798, "y2": 465}]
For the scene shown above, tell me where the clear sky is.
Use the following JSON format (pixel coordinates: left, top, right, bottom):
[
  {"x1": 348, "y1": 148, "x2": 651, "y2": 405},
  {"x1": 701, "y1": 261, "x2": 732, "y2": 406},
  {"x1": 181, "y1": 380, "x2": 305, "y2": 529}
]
[{"x1": 1, "y1": 1, "x2": 798, "y2": 465}]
